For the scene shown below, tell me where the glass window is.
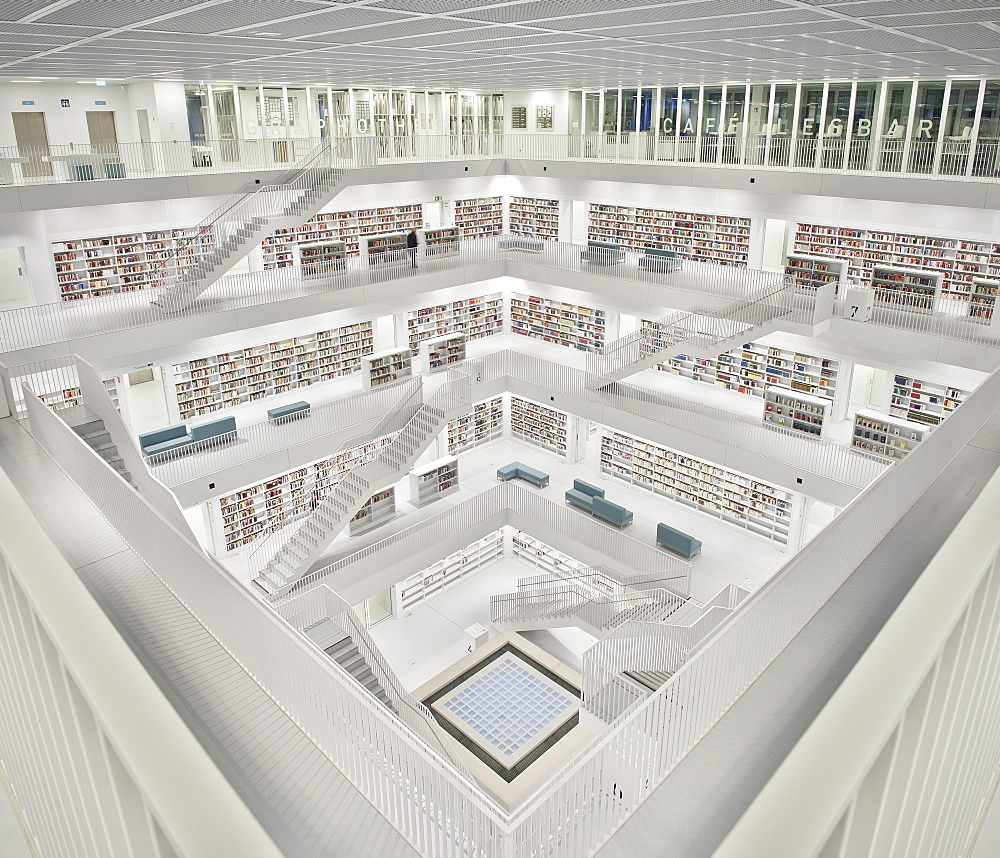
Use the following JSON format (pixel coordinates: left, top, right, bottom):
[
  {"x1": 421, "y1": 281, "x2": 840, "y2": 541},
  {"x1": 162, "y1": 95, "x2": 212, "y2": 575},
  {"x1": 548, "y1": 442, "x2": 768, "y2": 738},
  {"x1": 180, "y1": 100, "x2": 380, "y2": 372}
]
[
  {"x1": 798, "y1": 86, "x2": 823, "y2": 138},
  {"x1": 823, "y1": 85, "x2": 852, "y2": 138},
  {"x1": 702, "y1": 87, "x2": 723, "y2": 135},
  {"x1": 679, "y1": 87, "x2": 699, "y2": 136},
  {"x1": 621, "y1": 88, "x2": 638, "y2": 132},
  {"x1": 639, "y1": 88, "x2": 655, "y2": 132},
  {"x1": 973, "y1": 82, "x2": 1000, "y2": 177},
  {"x1": 746, "y1": 85, "x2": 769, "y2": 136},
  {"x1": 603, "y1": 89, "x2": 619, "y2": 133},
  {"x1": 882, "y1": 82, "x2": 913, "y2": 139},
  {"x1": 912, "y1": 81, "x2": 946, "y2": 140},
  {"x1": 659, "y1": 88, "x2": 678, "y2": 134},
  {"x1": 724, "y1": 86, "x2": 746, "y2": 135},
  {"x1": 852, "y1": 84, "x2": 877, "y2": 137},
  {"x1": 944, "y1": 81, "x2": 979, "y2": 139},
  {"x1": 491, "y1": 94, "x2": 504, "y2": 135},
  {"x1": 771, "y1": 85, "x2": 794, "y2": 136}
]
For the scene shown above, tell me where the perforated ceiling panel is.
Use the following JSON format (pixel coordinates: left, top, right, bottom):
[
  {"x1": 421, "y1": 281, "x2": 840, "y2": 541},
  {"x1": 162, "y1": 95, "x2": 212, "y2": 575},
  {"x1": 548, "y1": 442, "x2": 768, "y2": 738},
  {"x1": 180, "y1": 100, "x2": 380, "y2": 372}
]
[{"x1": 2, "y1": 0, "x2": 1000, "y2": 87}]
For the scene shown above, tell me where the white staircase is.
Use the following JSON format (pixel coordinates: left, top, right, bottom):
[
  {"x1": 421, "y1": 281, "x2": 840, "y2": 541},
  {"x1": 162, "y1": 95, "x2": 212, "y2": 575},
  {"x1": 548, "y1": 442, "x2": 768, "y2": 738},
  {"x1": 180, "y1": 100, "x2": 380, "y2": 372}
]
[
  {"x1": 62, "y1": 406, "x2": 136, "y2": 487},
  {"x1": 253, "y1": 371, "x2": 471, "y2": 595},
  {"x1": 585, "y1": 284, "x2": 809, "y2": 390},
  {"x1": 152, "y1": 139, "x2": 356, "y2": 313}
]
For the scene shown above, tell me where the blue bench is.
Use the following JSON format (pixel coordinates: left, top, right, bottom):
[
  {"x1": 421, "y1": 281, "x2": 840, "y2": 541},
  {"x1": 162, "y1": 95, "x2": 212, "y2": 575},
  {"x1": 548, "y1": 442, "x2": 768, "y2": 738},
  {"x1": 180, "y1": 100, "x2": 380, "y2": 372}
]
[
  {"x1": 565, "y1": 480, "x2": 633, "y2": 528},
  {"x1": 639, "y1": 247, "x2": 682, "y2": 272},
  {"x1": 498, "y1": 237, "x2": 545, "y2": 253},
  {"x1": 139, "y1": 416, "x2": 237, "y2": 459},
  {"x1": 267, "y1": 400, "x2": 310, "y2": 424},
  {"x1": 657, "y1": 523, "x2": 702, "y2": 558},
  {"x1": 497, "y1": 462, "x2": 549, "y2": 487},
  {"x1": 580, "y1": 240, "x2": 624, "y2": 265}
]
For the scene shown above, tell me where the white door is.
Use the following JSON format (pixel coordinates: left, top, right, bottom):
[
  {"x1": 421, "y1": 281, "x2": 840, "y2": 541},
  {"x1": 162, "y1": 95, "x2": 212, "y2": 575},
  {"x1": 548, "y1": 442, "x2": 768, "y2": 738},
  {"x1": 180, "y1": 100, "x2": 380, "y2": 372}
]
[{"x1": 0, "y1": 246, "x2": 33, "y2": 307}]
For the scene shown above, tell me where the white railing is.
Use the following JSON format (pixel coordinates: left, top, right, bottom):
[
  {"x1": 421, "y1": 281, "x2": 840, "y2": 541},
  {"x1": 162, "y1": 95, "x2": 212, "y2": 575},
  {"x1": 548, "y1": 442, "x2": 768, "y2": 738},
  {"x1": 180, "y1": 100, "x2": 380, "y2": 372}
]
[
  {"x1": 0, "y1": 464, "x2": 283, "y2": 858},
  {"x1": 4, "y1": 133, "x2": 1000, "y2": 188},
  {"x1": 716, "y1": 466, "x2": 1000, "y2": 858}
]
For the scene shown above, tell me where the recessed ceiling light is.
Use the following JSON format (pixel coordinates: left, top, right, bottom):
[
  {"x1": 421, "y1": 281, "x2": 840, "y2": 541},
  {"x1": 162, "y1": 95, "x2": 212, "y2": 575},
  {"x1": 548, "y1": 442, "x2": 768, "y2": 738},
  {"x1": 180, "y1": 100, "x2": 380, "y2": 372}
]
[{"x1": 255, "y1": 31, "x2": 280, "y2": 36}]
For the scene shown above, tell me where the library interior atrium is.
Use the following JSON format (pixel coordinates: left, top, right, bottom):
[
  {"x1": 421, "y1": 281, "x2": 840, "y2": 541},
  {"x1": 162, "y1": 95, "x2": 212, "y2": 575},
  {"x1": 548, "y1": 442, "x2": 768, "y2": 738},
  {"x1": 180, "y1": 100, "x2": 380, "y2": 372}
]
[{"x1": 4, "y1": 1, "x2": 1000, "y2": 856}]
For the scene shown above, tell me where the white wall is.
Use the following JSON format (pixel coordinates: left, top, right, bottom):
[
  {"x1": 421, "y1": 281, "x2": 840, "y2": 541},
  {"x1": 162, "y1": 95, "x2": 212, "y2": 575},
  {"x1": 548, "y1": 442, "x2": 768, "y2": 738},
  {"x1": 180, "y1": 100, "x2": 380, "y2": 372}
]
[
  {"x1": 506, "y1": 90, "x2": 569, "y2": 135},
  {"x1": 0, "y1": 82, "x2": 136, "y2": 148},
  {"x1": 151, "y1": 82, "x2": 189, "y2": 143}
]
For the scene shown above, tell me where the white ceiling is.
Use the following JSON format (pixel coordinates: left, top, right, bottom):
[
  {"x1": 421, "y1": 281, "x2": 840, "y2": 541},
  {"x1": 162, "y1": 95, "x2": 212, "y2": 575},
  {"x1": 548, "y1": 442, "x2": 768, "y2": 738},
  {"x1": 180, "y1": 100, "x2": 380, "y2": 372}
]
[{"x1": 2, "y1": 0, "x2": 1000, "y2": 89}]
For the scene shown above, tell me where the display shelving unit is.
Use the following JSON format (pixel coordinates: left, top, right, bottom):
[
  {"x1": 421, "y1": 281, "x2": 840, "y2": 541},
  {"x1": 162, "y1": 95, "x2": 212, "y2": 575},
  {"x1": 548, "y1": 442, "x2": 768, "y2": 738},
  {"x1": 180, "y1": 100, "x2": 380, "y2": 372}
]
[
  {"x1": 763, "y1": 388, "x2": 828, "y2": 438},
  {"x1": 510, "y1": 396, "x2": 569, "y2": 457},
  {"x1": 367, "y1": 233, "x2": 407, "y2": 266},
  {"x1": 423, "y1": 227, "x2": 460, "y2": 258},
  {"x1": 103, "y1": 377, "x2": 120, "y2": 412},
  {"x1": 588, "y1": 204, "x2": 751, "y2": 266},
  {"x1": 510, "y1": 293, "x2": 606, "y2": 353},
  {"x1": 454, "y1": 197, "x2": 503, "y2": 238},
  {"x1": 852, "y1": 409, "x2": 928, "y2": 460},
  {"x1": 601, "y1": 430, "x2": 794, "y2": 545},
  {"x1": 509, "y1": 197, "x2": 560, "y2": 241},
  {"x1": 424, "y1": 333, "x2": 466, "y2": 373},
  {"x1": 171, "y1": 322, "x2": 373, "y2": 420},
  {"x1": 650, "y1": 333, "x2": 840, "y2": 403},
  {"x1": 409, "y1": 456, "x2": 459, "y2": 507},
  {"x1": 52, "y1": 227, "x2": 213, "y2": 301},
  {"x1": 968, "y1": 278, "x2": 1000, "y2": 323},
  {"x1": 870, "y1": 265, "x2": 942, "y2": 312},
  {"x1": 261, "y1": 204, "x2": 423, "y2": 268},
  {"x1": 361, "y1": 348, "x2": 412, "y2": 388},
  {"x1": 784, "y1": 254, "x2": 847, "y2": 291},
  {"x1": 216, "y1": 434, "x2": 394, "y2": 551},
  {"x1": 889, "y1": 375, "x2": 968, "y2": 426},
  {"x1": 40, "y1": 386, "x2": 82, "y2": 412},
  {"x1": 391, "y1": 530, "x2": 504, "y2": 617},
  {"x1": 295, "y1": 240, "x2": 347, "y2": 278},
  {"x1": 788, "y1": 222, "x2": 1000, "y2": 302},
  {"x1": 405, "y1": 293, "x2": 503, "y2": 355},
  {"x1": 348, "y1": 488, "x2": 397, "y2": 536},
  {"x1": 447, "y1": 396, "x2": 504, "y2": 453}
]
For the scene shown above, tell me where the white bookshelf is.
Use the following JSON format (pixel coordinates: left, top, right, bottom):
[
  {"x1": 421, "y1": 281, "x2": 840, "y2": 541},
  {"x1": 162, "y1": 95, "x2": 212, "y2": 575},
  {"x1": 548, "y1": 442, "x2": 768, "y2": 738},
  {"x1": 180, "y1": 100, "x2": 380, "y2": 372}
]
[
  {"x1": 103, "y1": 376, "x2": 121, "y2": 412},
  {"x1": 348, "y1": 487, "x2": 397, "y2": 536},
  {"x1": 40, "y1": 386, "x2": 82, "y2": 412},
  {"x1": 216, "y1": 434, "x2": 394, "y2": 551},
  {"x1": 423, "y1": 227, "x2": 460, "y2": 258},
  {"x1": 509, "y1": 197, "x2": 560, "y2": 241},
  {"x1": 261, "y1": 204, "x2": 423, "y2": 268},
  {"x1": 171, "y1": 322, "x2": 373, "y2": 420},
  {"x1": 968, "y1": 278, "x2": 1000, "y2": 324},
  {"x1": 589, "y1": 203, "x2": 750, "y2": 267},
  {"x1": 510, "y1": 396, "x2": 569, "y2": 457},
  {"x1": 405, "y1": 293, "x2": 503, "y2": 355},
  {"x1": 295, "y1": 240, "x2": 346, "y2": 279},
  {"x1": 510, "y1": 293, "x2": 606, "y2": 353},
  {"x1": 447, "y1": 395, "x2": 504, "y2": 453},
  {"x1": 367, "y1": 232, "x2": 407, "y2": 266},
  {"x1": 454, "y1": 197, "x2": 503, "y2": 238},
  {"x1": 424, "y1": 333, "x2": 466, "y2": 373},
  {"x1": 409, "y1": 455, "x2": 459, "y2": 507},
  {"x1": 871, "y1": 265, "x2": 942, "y2": 312},
  {"x1": 361, "y1": 348, "x2": 412, "y2": 388},
  {"x1": 763, "y1": 388, "x2": 828, "y2": 438},
  {"x1": 890, "y1": 374, "x2": 968, "y2": 427},
  {"x1": 51, "y1": 227, "x2": 213, "y2": 301},
  {"x1": 650, "y1": 334, "x2": 840, "y2": 403},
  {"x1": 601, "y1": 430, "x2": 794, "y2": 545},
  {"x1": 391, "y1": 530, "x2": 504, "y2": 616},
  {"x1": 784, "y1": 254, "x2": 847, "y2": 291},
  {"x1": 852, "y1": 409, "x2": 928, "y2": 460}
]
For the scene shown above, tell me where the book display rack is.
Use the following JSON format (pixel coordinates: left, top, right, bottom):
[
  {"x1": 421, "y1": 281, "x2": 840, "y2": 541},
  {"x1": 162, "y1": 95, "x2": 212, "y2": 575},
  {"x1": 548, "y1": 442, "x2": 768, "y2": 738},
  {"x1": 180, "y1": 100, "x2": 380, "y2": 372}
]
[
  {"x1": 424, "y1": 334, "x2": 466, "y2": 373},
  {"x1": 217, "y1": 434, "x2": 394, "y2": 551},
  {"x1": 852, "y1": 410, "x2": 928, "y2": 460},
  {"x1": 367, "y1": 233, "x2": 407, "y2": 266},
  {"x1": 968, "y1": 278, "x2": 1000, "y2": 322},
  {"x1": 40, "y1": 386, "x2": 82, "y2": 412},
  {"x1": 510, "y1": 396, "x2": 569, "y2": 457},
  {"x1": 391, "y1": 530, "x2": 504, "y2": 617},
  {"x1": 406, "y1": 294, "x2": 503, "y2": 354},
  {"x1": 409, "y1": 456, "x2": 460, "y2": 507},
  {"x1": 295, "y1": 240, "x2": 346, "y2": 278},
  {"x1": 509, "y1": 197, "x2": 559, "y2": 241},
  {"x1": 511, "y1": 293, "x2": 606, "y2": 353},
  {"x1": 601, "y1": 430, "x2": 794, "y2": 545},
  {"x1": 261, "y1": 204, "x2": 423, "y2": 269},
  {"x1": 447, "y1": 396, "x2": 504, "y2": 453},
  {"x1": 348, "y1": 488, "x2": 396, "y2": 536},
  {"x1": 889, "y1": 375, "x2": 968, "y2": 426},
  {"x1": 454, "y1": 197, "x2": 503, "y2": 238},
  {"x1": 172, "y1": 322, "x2": 373, "y2": 420},
  {"x1": 588, "y1": 204, "x2": 751, "y2": 266},
  {"x1": 361, "y1": 348, "x2": 412, "y2": 388},
  {"x1": 423, "y1": 227, "x2": 460, "y2": 258},
  {"x1": 871, "y1": 265, "x2": 942, "y2": 311},
  {"x1": 52, "y1": 227, "x2": 213, "y2": 301},
  {"x1": 784, "y1": 254, "x2": 847, "y2": 291},
  {"x1": 763, "y1": 388, "x2": 828, "y2": 437}
]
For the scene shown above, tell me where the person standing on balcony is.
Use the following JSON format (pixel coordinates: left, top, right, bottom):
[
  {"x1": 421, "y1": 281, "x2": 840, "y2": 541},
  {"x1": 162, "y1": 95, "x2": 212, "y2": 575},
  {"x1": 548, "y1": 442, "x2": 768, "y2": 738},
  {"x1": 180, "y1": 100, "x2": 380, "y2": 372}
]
[{"x1": 406, "y1": 229, "x2": 419, "y2": 268}]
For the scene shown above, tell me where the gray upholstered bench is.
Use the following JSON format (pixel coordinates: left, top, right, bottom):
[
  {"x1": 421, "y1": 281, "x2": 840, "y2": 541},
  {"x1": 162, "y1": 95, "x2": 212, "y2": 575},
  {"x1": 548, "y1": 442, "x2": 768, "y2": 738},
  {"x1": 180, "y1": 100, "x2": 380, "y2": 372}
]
[
  {"x1": 580, "y1": 240, "x2": 624, "y2": 265},
  {"x1": 139, "y1": 416, "x2": 237, "y2": 459},
  {"x1": 498, "y1": 237, "x2": 545, "y2": 253},
  {"x1": 565, "y1": 480, "x2": 633, "y2": 527},
  {"x1": 657, "y1": 523, "x2": 702, "y2": 558},
  {"x1": 497, "y1": 462, "x2": 549, "y2": 487},
  {"x1": 639, "y1": 247, "x2": 683, "y2": 272},
  {"x1": 267, "y1": 401, "x2": 310, "y2": 424}
]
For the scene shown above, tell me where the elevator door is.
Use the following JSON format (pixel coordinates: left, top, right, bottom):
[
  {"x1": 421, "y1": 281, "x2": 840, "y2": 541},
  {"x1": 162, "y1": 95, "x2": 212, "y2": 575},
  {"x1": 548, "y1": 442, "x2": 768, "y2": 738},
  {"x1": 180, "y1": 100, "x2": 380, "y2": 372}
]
[
  {"x1": 86, "y1": 110, "x2": 119, "y2": 154},
  {"x1": 12, "y1": 111, "x2": 52, "y2": 176}
]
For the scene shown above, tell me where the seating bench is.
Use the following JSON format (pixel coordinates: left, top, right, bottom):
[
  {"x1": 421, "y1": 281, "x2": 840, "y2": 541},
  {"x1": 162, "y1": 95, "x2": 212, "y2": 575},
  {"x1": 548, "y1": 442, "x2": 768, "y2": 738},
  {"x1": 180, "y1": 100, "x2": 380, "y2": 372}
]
[
  {"x1": 639, "y1": 247, "x2": 683, "y2": 272},
  {"x1": 498, "y1": 237, "x2": 545, "y2": 253},
  {"x1": 580, "y1": 240, "x2": 624, "y2": 265},
  {"x1": 267, "y1": 400, "x2": 310, "y2": 424},
  {"x1": 565, "y1": 482, "x2": 633, "y2": 528},
  {"x1": 657, "y1": 522, "x2": 702, "y2": 558},
  {"x1": 497, "y1": 461, "x2": 549, "y2": 487},
  {"x1": 139, "y1": 416, "x2": 237, "y2": 459}
]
